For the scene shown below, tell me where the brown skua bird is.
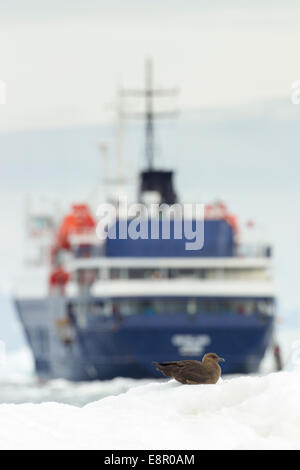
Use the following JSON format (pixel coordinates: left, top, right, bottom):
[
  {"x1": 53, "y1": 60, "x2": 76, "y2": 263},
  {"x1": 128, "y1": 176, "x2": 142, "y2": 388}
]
[{"x1": 153, "y1": 353, "x2": 225, "y2": 384}]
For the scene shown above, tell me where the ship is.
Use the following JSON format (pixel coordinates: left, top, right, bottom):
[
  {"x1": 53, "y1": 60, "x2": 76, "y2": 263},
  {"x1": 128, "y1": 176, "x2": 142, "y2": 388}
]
[{"x1": 14, "y1": 61, "x2": 277, "y2": 381}]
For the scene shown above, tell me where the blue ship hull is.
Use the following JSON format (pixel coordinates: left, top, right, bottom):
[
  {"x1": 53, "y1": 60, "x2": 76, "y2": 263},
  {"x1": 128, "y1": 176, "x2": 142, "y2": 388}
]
[{"x1": 15, "y1": 297, "x2": 274, "y2": 381}]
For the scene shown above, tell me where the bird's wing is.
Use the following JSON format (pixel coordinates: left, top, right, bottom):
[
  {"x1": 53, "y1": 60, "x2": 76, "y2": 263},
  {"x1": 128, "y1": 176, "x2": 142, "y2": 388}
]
[
  {"x1": 154, "y1": 360, "x2": 201, "y2": 370},
  {"x1": 155, "y1": 361, "x2": 185, "y2": 367},
  {"x1": 177, "y1": 362, "x2": 214, "y2": 383}
]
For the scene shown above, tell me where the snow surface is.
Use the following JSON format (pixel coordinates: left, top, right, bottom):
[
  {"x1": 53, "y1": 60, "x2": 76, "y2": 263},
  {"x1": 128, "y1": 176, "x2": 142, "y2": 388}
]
[
  {"x1": 2, "y1": 365, "x2": 300, "y2": 449},
  {"x1": 0, "y1": 326, "x2": 300, "y2": 449}
]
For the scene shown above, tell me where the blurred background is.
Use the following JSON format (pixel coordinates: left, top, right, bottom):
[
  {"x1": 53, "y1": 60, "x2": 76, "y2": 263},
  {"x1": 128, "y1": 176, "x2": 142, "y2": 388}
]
[{"x1": 1, "y1": 0, "x2": 300, "y2": 404}]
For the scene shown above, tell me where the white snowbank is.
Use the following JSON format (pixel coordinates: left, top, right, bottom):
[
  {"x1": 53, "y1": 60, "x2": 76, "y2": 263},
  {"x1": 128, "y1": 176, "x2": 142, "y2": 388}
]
[{"x1": 2, "y1": 364, "x2": 300, "y2": 449}]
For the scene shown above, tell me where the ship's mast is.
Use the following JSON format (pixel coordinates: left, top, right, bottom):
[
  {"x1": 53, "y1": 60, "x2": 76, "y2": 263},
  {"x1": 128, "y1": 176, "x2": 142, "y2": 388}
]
[
  {"x1": 121, "y1": 57, "x2": 178, "y2": 170},
  {"x1": 145, "y1": 58, "x2": 154, "y2": 169}
]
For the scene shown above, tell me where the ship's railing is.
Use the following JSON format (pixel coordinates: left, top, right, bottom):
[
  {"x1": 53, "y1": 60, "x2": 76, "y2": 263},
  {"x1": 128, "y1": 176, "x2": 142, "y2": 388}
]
[{"x1": 66, "y1": 256, "x2": 272, "y2": 271}]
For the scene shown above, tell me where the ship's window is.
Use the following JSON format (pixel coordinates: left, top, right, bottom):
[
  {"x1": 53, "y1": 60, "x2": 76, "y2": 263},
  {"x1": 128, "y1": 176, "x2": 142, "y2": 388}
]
[
  {"x1": 187, "y1": 300, "x2": 197, "y2": 315},
  {"x1": 110, "y1": 268, "x2": 121, "y2": 279},
  {"x1": 91, "y1": 245, "x2": 104, "y2": 257},
  {"x1": 168, "y1": 269, "x2": 205, "y2": 279},
  {"x1": 87, "y1": 301, "x2": 105, "y2": 316},
  {"x1": 74, "y1": 244, "x2": 93, "y2": 258},
  {"x1": 76, "y1": 268, "x2": 98, "y2": 285},
  {"x1": 129, "y1": 269, "x2": 152, "y2": 279},
  {"x1": 125, "y1": 269, "x2": 165, "y2": 279},
  {"x1": 73, "y1": 244, "x2": 104, "y2": 258}
]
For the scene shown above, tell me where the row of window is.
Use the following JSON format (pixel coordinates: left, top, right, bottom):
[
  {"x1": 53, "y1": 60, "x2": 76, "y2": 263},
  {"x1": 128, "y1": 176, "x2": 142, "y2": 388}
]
[
  {"x1": 74, "y1": 267, "x2": 269, "y2": 284},
  {"x1": 71, "y1": 298, "x2": 274, "y2": 317}
]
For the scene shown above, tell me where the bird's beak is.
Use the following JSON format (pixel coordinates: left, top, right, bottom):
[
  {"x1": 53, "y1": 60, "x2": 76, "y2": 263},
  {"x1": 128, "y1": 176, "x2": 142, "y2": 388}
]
[{"x1": 218, "y1": 357, "x2": 225, "y2": 362}]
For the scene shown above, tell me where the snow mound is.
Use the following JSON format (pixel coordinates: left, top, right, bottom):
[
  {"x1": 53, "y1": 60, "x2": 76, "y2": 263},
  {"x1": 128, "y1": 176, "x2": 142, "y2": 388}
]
[{"x1": 2, "y1": 365, "x2": 300, "y2": 449}]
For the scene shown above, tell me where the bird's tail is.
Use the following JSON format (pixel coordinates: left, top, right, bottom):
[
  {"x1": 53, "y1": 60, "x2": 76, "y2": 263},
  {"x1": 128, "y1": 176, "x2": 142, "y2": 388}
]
[
  {"x1": 152, "y1": 361, "x2": 164, "y2": 372},
  {"x1": 153, "y1": 361, "x2": 176, "y2": 367},
  {"x1": 152, "y1": 361, "x2": 174, "y2": 376}
]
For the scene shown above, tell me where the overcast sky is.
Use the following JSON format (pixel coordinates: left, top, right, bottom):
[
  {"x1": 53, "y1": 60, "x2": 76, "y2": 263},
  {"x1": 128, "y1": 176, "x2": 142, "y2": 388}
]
[
  {"x1": 0, "y1": 0, "x2": 300, "y2": 130},
  {"x1": 1, "y1": 1, "x2": 300, "y2": 313}
]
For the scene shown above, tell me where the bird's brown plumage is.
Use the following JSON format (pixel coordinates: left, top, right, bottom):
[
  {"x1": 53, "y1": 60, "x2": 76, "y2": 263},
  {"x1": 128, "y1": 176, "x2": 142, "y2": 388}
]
[{"x1": 152, "y1": 353, "x2": 225, "y2": 384}]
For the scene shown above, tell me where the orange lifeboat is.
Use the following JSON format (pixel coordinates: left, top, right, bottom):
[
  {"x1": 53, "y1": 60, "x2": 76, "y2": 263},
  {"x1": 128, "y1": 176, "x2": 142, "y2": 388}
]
[
  {"x1": 49, "y1": 204, "x2": 96, "y2": 291},
  {"x1": 205, "y1": 201, "x2": 239, "y2": 236},
  {"x1": 56, "y1": 204, "x2": 96, "y2": 250}
]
